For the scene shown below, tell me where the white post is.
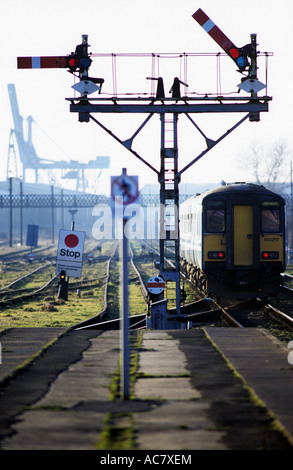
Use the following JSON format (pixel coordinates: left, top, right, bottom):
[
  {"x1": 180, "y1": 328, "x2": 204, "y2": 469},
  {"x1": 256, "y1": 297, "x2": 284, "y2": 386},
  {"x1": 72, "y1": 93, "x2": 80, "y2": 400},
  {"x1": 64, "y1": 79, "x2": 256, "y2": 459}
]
[{"x1": 121, "y1": 214, "x2": 130, "y2": 399}]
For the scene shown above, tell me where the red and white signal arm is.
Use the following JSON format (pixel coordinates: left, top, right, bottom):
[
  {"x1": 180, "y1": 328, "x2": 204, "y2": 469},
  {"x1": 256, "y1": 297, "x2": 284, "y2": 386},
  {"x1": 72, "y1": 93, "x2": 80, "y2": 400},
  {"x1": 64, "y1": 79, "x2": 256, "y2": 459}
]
[
  {"x1": 56, "y1": 229, "x2": 86, "y2": 278},
  {"x1": 17, "y1": 56, "x2": 68, "y2": 69},
  {"x1": 192, "y1": 9, "x2": 249, "y2": 72},
  {"x1": 192, "y1": 9, "x2": 235, "y2": 55},
  {"x1": 147, "y1": 276, "x2": 165, "y2": 295}
]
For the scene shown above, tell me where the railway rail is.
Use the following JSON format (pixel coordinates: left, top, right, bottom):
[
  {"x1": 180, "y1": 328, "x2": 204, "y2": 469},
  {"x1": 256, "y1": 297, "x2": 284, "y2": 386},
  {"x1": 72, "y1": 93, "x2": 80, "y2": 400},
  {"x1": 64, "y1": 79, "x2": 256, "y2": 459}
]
[
  {"x1": 0, "y1": 261, "x2": 58, "y2": 305},
  {"x1": 281, "y1": 272, "x2": 293, "y2": 295},
  {"x1": 0, "y1": 261, "x2": 54, "y2": 292},
  {"x1": 0, "y1": 275, "x2": 58, "y2": 306},
  {"x1": 71, "y1": 244, "x2": 119, "y2": 330},
  {"x1": 71, "y1": 241, "x2": 149, "y2": 330},
  {"x1": 265, "y1": 303, "x2": 293, "y2": 330}
]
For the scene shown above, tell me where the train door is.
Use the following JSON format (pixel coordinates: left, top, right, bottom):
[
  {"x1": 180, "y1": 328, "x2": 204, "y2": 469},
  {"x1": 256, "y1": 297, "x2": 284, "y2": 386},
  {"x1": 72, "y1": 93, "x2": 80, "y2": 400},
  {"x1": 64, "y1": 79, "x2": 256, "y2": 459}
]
[{"x1": 233, "y1": 205, "x2": 253, "y2": 266}]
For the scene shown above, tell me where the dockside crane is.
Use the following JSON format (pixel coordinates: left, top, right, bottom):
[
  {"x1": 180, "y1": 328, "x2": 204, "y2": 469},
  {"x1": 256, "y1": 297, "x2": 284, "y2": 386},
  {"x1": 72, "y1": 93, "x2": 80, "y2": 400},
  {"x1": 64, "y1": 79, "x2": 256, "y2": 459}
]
[
  {"x1": 7, "y1": 83, "x2": 40, "y2": 181},
  {"x1": 7, "y1": 83, "x2": 109, "y2": 190}
]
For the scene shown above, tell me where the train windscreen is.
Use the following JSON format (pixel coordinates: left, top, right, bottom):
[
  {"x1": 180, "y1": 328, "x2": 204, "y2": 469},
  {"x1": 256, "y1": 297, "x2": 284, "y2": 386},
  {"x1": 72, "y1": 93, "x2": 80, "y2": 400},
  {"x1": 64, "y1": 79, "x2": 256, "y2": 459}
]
[
  {"x1": 205, "y1": 201, "x2": 225, "y2": 233},
  {"x1": 261, "y1": 202, "x2": 280, "y2": 233}
]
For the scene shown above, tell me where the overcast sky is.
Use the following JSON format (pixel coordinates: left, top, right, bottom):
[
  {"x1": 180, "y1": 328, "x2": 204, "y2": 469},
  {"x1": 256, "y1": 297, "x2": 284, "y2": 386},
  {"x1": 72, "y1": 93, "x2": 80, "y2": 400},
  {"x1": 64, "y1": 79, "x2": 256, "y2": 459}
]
[{"x1": 1, "y1": 0, "x2": 292, "y2": 194}]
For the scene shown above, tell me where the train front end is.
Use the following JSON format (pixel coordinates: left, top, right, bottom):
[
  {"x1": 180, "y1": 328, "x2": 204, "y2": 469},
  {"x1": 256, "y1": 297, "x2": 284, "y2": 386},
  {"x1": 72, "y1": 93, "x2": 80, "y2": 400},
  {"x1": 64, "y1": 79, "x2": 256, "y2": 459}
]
[{"x1": 201, "y1": 184, "x2": 285, "y2": 298}]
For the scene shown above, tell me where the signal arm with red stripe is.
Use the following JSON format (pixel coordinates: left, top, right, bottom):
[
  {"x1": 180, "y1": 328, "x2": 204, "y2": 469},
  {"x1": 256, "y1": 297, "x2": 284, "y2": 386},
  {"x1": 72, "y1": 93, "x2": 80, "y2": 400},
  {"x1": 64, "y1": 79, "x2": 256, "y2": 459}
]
[
  {"x1": 17, "y1": 56, "x2": 68, "y2": 69},
  {"x1": 17, "y1": 35, "x2": 104, "y2": 97},
  {"x1": 192, "y1": 8, "x2": 253, "y2": 73}
]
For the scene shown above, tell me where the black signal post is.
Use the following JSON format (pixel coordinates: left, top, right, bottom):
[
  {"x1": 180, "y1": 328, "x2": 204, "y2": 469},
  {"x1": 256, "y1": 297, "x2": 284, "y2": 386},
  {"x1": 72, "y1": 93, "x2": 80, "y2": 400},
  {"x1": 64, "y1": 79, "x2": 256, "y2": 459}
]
[
  {"x1": 67, "y1": 35, "x2": 92, "y2": 77},
  {"x1": 58, "y1": 270, "x2": 68, "y2": 301}
]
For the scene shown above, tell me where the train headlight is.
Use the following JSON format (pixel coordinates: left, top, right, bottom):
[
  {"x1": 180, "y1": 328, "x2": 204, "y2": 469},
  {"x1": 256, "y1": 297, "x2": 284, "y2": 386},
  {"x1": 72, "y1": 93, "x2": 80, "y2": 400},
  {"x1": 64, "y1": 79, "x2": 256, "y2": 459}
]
[
  {"x1": 208, "y1": 251, "x2": 225, "y2": 259},
  {"x1": 262, "y1": 251, "x2": 279, "y2": 259}
]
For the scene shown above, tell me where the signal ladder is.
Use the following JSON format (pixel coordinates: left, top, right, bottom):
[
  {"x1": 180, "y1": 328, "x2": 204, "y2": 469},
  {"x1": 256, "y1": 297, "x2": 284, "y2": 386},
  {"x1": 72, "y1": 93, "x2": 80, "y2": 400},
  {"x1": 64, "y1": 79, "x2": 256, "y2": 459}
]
[{"x1": 159, "y1": 113, "x2": 181, "y2": 313}]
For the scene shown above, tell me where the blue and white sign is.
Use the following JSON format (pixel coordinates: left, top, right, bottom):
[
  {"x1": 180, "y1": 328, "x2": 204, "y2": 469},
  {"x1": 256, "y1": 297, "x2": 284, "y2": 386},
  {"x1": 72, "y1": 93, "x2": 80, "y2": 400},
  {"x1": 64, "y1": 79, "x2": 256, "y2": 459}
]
[{"x1": 111, "y1": 169, "x2": 139, "y2": 206}]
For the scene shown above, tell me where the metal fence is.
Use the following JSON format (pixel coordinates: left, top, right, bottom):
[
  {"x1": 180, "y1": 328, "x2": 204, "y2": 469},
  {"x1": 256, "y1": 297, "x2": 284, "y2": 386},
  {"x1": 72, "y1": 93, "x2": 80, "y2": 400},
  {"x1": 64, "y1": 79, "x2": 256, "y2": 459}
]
[
  {"x1": 0, "y1": 193, "x2": 110, "y2": 208},
  {"x1": 1, "y1": 192, "x2": 293, "y2": 209}
]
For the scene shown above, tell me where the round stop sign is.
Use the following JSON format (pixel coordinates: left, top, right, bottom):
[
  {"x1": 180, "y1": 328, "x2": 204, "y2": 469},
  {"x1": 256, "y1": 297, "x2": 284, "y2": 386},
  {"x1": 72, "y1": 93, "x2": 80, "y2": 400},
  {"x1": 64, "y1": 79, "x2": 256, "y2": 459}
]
[{"x1": 147, "y1": 276, "x2": 165, "y2": 295}]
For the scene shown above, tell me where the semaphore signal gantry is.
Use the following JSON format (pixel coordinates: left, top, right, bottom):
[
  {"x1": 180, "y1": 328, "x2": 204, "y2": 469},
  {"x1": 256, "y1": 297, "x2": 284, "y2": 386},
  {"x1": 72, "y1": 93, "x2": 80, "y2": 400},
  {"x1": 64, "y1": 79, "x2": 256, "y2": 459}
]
[{"x1": 17, "y1": 8, "x2": 273, "y2": 326}]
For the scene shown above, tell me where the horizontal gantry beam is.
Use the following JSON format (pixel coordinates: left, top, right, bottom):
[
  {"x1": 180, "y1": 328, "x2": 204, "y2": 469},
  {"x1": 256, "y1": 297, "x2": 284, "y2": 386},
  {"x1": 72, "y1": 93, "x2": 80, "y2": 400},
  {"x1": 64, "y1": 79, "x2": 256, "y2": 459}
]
[{"x1": 68, "y1": 100, "x2": 270, "y2": 114}]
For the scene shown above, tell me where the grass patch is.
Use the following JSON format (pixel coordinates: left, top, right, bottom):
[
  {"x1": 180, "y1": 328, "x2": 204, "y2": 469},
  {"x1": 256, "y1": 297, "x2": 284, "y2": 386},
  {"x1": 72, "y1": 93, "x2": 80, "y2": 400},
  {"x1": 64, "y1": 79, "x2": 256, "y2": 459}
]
[
  {"x1": 96, "y1": 331, "x2": 143, "y2": 450},
  {"x1": 0, "y1": 240, "x2": 147, "y2": 331},
  {"x1": 97, "y1": 412, "x2": 136, "y2": 450},
  {"x1": 0, "y1": 285, "x2": 107, "y2": 330}
]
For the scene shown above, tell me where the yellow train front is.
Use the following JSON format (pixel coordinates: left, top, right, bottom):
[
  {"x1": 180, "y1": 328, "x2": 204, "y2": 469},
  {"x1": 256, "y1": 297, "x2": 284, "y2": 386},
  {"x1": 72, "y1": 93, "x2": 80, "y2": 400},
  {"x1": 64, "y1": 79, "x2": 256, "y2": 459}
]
[{"x1": 180, "y1": 183, "x2": 286, "y2": 299}]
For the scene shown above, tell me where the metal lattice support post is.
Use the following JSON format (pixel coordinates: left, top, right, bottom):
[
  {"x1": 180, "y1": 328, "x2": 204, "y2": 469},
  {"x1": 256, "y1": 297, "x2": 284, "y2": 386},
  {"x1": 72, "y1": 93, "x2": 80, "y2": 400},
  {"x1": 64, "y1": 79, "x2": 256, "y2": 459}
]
[{"x1": 159, "y1": 113, "x2": 181, "y2": 316}]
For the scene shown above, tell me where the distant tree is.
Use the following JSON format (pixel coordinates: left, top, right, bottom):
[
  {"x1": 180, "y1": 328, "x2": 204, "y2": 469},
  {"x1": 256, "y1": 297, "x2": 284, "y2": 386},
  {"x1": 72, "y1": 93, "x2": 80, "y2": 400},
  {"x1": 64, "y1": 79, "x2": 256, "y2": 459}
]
[{"x1": 238, "y1": 139, "x2": 292, "y2": 192}]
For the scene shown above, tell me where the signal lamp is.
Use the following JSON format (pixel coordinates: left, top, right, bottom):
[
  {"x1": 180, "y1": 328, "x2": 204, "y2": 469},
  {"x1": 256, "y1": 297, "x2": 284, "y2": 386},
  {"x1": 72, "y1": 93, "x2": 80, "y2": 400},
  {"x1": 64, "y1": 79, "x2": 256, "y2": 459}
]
[
  {"x1": 67, "y1": 54, "x2": 80, "y2": 72},
  {"x1": 180, "y1": 287, "x2": 187, "y2": 303},
  {"x1": 79, "y1": 56, "x2": 92, "y2": 70},
  {"x1": 262, "y1": 251, "x2": 279, "y2": 260},
  {"x1": 208, "y1": 251, "x2": 225, "y2": 259},
  {"x1": 67, "y1": 54, "x2": 92, "y2": 73},
  {"x1": 236, "y1": 56, "x2": 249, "y2": 69},
  {"x1": 229, "y1": 48, "x2": 239, "y2": 59},
  {"x1": 227, "y1": 47, "x2": 249, "y2": 72}
]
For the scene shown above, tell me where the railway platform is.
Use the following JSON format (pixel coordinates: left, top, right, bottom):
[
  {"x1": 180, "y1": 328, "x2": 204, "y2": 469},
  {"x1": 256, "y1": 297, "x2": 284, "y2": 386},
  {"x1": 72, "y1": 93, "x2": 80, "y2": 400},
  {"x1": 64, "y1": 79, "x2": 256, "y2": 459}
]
[{"x1": 0, "y1": 326, "x2": 293, "y2": 451}]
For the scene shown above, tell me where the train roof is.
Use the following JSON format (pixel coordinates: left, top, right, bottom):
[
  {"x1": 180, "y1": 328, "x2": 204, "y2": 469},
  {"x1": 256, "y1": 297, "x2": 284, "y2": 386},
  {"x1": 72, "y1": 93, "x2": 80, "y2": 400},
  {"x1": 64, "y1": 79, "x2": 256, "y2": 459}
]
[{"x1": 182, "y1": 183, "x2": 285, "y2": 204}]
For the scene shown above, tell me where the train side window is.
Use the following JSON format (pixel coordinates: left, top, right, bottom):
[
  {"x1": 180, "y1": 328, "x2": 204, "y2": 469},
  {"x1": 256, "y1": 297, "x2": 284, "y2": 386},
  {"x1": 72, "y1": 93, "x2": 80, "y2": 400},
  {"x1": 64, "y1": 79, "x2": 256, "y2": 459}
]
[
  {"x1": 205, "y1": 202, "x2": 225, "y2": 233},
  {"x1": 261, "y1": 207, "x2": 280, "y2": 232}
]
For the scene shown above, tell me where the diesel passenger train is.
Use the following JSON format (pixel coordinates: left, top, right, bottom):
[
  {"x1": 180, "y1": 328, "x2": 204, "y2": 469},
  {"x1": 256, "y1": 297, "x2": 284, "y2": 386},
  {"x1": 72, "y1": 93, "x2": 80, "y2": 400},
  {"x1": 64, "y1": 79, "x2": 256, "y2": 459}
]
[{"x1": 180, "y1": 183, "x2": 286, "y2": 299}]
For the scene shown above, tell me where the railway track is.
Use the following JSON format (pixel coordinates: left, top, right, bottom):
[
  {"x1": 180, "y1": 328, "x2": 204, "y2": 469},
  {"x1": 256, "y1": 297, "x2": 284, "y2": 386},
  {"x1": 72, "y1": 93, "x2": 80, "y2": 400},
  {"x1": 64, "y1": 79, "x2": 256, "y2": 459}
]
[
  {"x1": 1, "y1": 239, "x2": 293, "y2": 341},
  {"x1": 71, "y1": 238, "x2": 249, "y2": 331},
  {"x1": 71, "y1": 241, "x2": 149, "y2": 330},
  {"x1": 203, "y1": 296, "x2": 293, "y2": 344},
  {"x1": 0, "y1": 257, "x2": 116, "y2": 307},
  {"x1": 0, "y1": 244, "x2": 56, "y2": 262},
  {"x1": 139, "y1": 240, "x2": 293, "y2": 338},
  {"x1": 0, "y1": 261, "x2": 55, "y2": 291},
  {"x1": 281, "y1": 272, "x2": 293, "y2": 295},
  {"x1": 0, "y1": 261, "x2": 58, "y2": 306},
  {"x1": 71, "y1": 243, "x2": 119, "y2": 330},
  {"x1": 0, "y1": 242, "x2": 113, "y2": 308},
  {"x1": 157, "y1": 239, "x2": 293, "y2": 319}
]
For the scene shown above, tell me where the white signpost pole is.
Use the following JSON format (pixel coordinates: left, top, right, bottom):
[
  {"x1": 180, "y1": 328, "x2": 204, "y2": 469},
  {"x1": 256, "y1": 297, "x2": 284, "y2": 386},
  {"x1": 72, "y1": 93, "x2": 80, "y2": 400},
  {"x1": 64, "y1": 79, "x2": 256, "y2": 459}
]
[
  {"x1": 121, "y1": 213, "x2": 129, "y2": 399},
  {"x1": 111, "y1": 168, "x2": 139, "y2": 400}
]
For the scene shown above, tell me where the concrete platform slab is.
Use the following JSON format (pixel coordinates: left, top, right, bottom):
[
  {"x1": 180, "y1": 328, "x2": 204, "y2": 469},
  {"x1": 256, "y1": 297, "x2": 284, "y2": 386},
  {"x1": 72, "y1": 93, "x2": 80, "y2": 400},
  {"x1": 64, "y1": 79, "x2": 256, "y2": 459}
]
[
  {"x1": 0, "y1": 328, "x2": 66, "y2": 383},
  {"x1": 205, "y1": 327, "x2": 293, "y2": 443}
]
